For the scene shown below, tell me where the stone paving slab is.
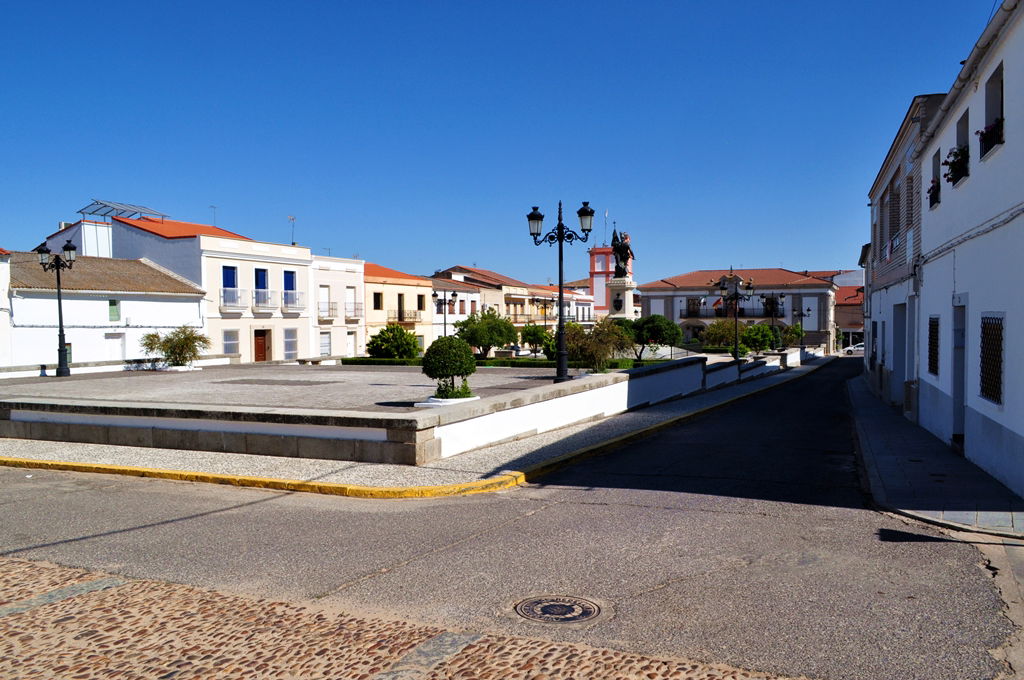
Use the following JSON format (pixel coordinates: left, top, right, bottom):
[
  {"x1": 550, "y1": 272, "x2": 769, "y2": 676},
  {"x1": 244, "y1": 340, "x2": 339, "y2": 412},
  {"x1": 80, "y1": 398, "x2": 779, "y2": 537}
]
[
  {"x1": 0, "y1": 557, "x2": 796, "y2": 679},
  {"x1": 848, "y1": 375, "x2": 1024, "y2": 537}
]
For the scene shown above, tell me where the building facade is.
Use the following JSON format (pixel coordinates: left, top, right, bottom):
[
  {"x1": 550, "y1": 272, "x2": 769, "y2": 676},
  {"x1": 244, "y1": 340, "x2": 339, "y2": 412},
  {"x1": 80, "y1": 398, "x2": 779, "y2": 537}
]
[
  {"x1": 311, "y1": 256, "x2": 365, "y2": 357},
  {"x1": 865, "y1": 1, "x2": 1024, "y2": 495},
  {"x1": 364, "y1": 263, "x2": 434, "y2": 351}
]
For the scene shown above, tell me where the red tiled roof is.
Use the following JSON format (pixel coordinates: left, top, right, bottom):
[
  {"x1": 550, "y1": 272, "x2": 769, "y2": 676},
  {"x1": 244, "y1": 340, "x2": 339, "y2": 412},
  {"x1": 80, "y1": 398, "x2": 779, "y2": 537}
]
[
  {"x1": 449, "y1": 265, "x2": 530, "y2": 288},
  {"x1": 114, "y1": 216, "x2": 250, "y2": 240},
  {"x1": 365, "y1": 262, "x2": 432, "y2": 286},
  {"x1": 639, "y1": 268, "x2": 834, "y2": 290},
  {"x1": 563, "y1": 278, "x2": 590, "y2": 288},
  {"x1": 0, "y1": 248, "x2": 10, "y2": 256},
  {"x1": 529, "y1": 284, "x2": 586, "y2": 298},
  {"x1": 836, "y1": 285, "x2": 864, "y2": 305}
]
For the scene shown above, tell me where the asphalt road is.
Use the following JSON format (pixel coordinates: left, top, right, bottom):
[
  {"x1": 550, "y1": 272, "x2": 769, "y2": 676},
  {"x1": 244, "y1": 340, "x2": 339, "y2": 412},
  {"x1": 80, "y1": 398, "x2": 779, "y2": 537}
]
[{"x1": 0, "y1": 359, "x2": 1011, "y2": 680}]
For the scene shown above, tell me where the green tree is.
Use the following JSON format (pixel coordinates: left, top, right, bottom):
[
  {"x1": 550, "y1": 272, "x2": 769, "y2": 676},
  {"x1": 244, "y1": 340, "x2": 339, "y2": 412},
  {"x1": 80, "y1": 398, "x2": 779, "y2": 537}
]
[
  {"x1": 140, "y1": 325, "x2": 211, "y2": 367},
  {"x1": 422, "y1": 336, "x2": 476, "y2": 398},
  {"x1": 701, "y1": 319, "x2": 737, "y2": 347},
  {"x1": 367, "y1": 323, "x2": 419, "y2": 358},
  {"x1": 454, "y1": 308, "x2": 517, "y2": 358},
  {"x1": 630, "y1": 314, "x2": 683, "y2": 360},
  {"x1": 584, "y1": 317, "x2": 633, "y2": 370},
  {"x1": 741, "y1": 324, "x2": 775, "y2": 353},
  {"x1": 781, "y1": 323, "x2": 806, "y2": 348},
  {"x1": 519, "y1": 323, "x2": 550, "y2": 356}
]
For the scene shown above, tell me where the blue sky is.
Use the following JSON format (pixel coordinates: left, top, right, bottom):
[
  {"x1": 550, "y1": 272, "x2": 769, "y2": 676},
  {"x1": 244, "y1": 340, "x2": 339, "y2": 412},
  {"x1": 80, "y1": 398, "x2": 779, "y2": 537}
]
[{"x1": 0, "y1": 1, "x2": 996, "y2": 284}]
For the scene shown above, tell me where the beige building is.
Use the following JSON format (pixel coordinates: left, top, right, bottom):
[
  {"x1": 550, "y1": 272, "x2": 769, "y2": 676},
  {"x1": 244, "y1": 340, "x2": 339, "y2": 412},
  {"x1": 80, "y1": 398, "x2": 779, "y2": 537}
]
[{"x1": 364, "y1": 262, "x2": 434, "y2": 351}]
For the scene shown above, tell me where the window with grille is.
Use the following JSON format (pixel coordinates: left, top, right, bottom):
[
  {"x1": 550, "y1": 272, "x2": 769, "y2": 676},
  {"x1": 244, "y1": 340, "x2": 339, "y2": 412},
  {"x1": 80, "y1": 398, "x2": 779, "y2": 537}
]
[
  {"x1": 928, "y1": 316, "x2": 939, "y2": 375},
  {"x1": 223, "y1": 330, "x2": 239, "y2": 355},
  {"x1": 284, "y1": 328, "x2": 298, "y2": 360},
  {"x1": 980, "y1": 316, "x2": 1003, "y2": 403},
  {"x1": 108, "y1": 299, "x2": 121, "y2": 322}
]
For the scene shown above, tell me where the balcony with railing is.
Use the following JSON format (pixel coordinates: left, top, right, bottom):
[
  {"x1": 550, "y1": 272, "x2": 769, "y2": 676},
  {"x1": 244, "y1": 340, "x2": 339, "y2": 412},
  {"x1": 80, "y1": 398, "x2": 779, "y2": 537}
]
[
  {"x1": 219, "y1": 288, "x2": 249, "y2": 313},
  {"x1": 345, "y1": 302, "x2": 364, "y2": 319},
  {"x1": 281, "y1": 290, "x2": 306, "y2": 313},
  {"x1": 679, "y1": 305, "x2": 785, "y2": 320},
  {"x1": 387, "y1": 309, "x2": 422, "y2": 323},
  {"x1": 253, "y1": 289, "x2": 279, "y2": 313},
  {"x1": 318, "y1": 301, "x2": 338, "y2": 320}
]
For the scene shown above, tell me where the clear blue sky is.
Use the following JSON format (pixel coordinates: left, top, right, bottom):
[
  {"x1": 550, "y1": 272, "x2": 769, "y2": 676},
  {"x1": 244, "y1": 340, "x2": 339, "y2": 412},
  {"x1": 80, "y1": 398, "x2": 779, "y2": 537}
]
[{"x1": 0, "y1": 1, "x2": 996, "y2": 284}]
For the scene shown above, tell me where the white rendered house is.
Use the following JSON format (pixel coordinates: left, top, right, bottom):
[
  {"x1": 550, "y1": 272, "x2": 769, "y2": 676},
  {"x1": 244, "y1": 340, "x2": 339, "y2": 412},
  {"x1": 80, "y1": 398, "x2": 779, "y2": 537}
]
[
  {"x1": 1, "y1": 251, "x2": 204, "y2": 368},
  {"x1": 864, "y1": 0, "x2": 1024, "y2": 495},
  {"x1": 311, "y1": 255, "x2": 365, "y2": 357}
]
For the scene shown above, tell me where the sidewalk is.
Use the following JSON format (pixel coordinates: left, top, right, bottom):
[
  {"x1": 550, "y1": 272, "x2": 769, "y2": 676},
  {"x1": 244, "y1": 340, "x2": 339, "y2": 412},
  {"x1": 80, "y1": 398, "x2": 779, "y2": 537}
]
[
  {"x1": 0, "y1": 361, "x2": 831, "y2": 498},
  {"x1": 848, "y1": 375, "x2": 1024, "y2": 538}
]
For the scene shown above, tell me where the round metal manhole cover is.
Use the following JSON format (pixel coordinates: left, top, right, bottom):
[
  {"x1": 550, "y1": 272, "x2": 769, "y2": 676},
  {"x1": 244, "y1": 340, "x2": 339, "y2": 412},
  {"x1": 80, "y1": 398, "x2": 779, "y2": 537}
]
[{"x1": 514, "y1": 596, "x2": 601, "y2": 624}]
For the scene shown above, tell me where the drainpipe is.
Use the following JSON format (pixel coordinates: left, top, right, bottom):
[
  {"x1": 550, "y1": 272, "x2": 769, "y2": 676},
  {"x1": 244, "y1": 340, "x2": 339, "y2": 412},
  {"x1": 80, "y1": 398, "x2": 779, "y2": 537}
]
[{"x1": 914, "y1": 0, "x2": 1020, "y2": 160}]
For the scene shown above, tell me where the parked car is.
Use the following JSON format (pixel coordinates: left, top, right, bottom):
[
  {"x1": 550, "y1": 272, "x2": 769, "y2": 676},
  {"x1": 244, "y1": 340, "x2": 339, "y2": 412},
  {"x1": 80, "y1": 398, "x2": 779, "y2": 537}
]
[{"x1": 844, "y1": 343, "x2": 864, "y2": 355}]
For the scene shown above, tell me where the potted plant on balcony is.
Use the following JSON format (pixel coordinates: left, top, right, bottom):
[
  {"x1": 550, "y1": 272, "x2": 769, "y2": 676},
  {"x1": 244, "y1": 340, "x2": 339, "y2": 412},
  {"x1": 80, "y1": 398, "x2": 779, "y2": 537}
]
[
  {"x1": 942, "y1": 145, "x2": 969, "y2": 184},
  {"x1": 976, "y1": 117, "x2": 1004, "y2": 156},
  {"x1": 926, "y1": 178, "x2": 941, "y2": 207},
  {"x1": 418, "y1": 336, "x2": 478, "y2": 406}
]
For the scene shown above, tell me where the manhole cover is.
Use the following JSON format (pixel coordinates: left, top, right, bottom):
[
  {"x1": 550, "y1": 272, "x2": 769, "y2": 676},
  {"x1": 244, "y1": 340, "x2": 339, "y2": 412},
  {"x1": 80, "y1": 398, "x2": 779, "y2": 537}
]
[{"x1": 514, "y1": 596, "x2": 601, "y2": 623}]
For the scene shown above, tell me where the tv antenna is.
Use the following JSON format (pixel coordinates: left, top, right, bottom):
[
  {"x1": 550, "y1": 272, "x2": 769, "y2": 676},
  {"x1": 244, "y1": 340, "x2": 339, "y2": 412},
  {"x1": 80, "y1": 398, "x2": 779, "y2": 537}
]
[
  {"x1": 288, "y1": 215, "x2": 296, "y2": 245},
  {"x1": 209, "y1": 205, "x2": 217, "y2": 225}
]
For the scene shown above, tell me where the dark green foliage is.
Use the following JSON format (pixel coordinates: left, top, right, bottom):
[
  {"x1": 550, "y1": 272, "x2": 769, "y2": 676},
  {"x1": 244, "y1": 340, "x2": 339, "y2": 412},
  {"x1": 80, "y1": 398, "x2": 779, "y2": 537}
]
[
  {"x1": 455, "y1": 309, "x2": 517, "y2": 358},
  {"x1": 782, "y1": 323, "x2": 806, "y2": 347},
  {"x1": 519, "y1": 323, "x2": 550, "y2": 355},
  {"x1": 585, "y1": 317, "x2": 633, "y2": 370},
  {"x1": 740, "y1": 324, "x2": 775, "y2": 353},
  {"x1": 631, "y1": 314, "x2": 684, "y2": 360},
  {"x1": 701, "y1": 319, "x2": 737, "y2": 347},
  {"x1": 367, "y1": 324, "x2": 419, "y2": 359},
  {"x1": 140, "y1": 325, "x2": 211, "y2": 366},
  {"x1": 422, "y1": 336, "x2": 477, "y2": 398},
  {"x1": 342, "y1": 357, "x2": 424, "y2": 366}
]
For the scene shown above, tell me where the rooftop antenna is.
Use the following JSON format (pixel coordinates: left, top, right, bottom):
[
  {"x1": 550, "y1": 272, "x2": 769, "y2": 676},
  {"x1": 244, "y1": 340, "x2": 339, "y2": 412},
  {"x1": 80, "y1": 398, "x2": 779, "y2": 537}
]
[
  {"x1": 323, "y1": 247, "x2": 331, "y2": 257},
  {"x1": 603, "y1": 209, "x2": 608, "y2": 246},
  {"x1": 209, "y1": 205, "x2": 217, "y2": 226},
  {"x1": 288, "y1": 215, "x2": 296, "y2": 245}
]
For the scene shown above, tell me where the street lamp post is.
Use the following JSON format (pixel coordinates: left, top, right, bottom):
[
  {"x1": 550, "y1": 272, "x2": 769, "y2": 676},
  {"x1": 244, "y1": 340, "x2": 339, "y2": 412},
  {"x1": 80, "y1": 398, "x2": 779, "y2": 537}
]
[
  {"x1": 709, "y1": 267, "x2": 754, "y2": 361},
  {"x1": 531, "y1": 297, "x2": 553, "y2": 334},
  {"x1": 431, "y1": 290, "x2": 458, "y2": 337},
  {"x1": 759, "y1": 292, "x2": 786, "y2": 348},
  {"x1": 791, "y1": 306, "x2": 812, "y2": 346},
  {"x1": 34, "y1": 239, "x2": 78, "y2": 377},
  {"x1": 527, "y1": 201, "x2": 595, "y2": 383}
]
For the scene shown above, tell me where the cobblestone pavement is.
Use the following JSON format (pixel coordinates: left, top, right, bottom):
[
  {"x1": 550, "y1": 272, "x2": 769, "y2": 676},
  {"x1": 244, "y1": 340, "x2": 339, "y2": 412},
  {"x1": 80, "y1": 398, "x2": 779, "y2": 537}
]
[{"x1": 1, "y1": 557, "x2": 798, "y2": 680}]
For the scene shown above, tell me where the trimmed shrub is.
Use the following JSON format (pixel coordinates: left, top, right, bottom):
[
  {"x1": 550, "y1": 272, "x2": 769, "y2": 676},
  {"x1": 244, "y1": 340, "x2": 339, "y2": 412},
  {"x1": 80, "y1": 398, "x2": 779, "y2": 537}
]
[
  {"x1": 422, "y1": 336, "x2": 477, "y2": 398},
  {"x1": 140, "y1": 325, "x2": 211, "y2": 367},
  {"x1": 367, "y1": 324, "x2": 419, "y2": 359}
]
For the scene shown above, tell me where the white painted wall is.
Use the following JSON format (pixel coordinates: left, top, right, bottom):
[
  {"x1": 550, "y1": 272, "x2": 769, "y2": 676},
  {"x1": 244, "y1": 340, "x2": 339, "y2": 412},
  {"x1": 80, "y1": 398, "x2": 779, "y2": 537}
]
[{"x1": 0, "y1": 255, "x2": 10, "y2": 367}]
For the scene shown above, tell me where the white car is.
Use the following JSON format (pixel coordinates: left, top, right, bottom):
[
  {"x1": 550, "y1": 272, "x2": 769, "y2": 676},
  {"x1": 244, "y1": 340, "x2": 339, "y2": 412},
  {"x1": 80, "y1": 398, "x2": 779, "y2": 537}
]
[{"x1": 844, "y1": 343, "x2": 865, "y2": 355}]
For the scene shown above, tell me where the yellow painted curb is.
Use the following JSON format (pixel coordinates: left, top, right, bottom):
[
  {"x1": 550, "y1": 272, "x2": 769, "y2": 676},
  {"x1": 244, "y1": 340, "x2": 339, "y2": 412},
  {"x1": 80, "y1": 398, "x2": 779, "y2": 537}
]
[
  {"x1": 0, "y1": 456, "x2": 525, "y2": 499},
  {"x1": 0, "y1": 357, "x2": 834, "y2": 499}
]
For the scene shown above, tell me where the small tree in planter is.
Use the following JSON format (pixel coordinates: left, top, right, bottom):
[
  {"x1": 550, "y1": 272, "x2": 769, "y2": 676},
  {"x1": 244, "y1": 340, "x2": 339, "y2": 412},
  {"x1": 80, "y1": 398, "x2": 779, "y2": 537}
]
[
  {"x1": 367, "y1": 323, "x2": 419, "y2": 358},
  {"x1": 422, "y1": 336, "x2": 476, "y2": 398},
  {"x1": 140, "y1": 325, "x2": 211, "y2": 367}
]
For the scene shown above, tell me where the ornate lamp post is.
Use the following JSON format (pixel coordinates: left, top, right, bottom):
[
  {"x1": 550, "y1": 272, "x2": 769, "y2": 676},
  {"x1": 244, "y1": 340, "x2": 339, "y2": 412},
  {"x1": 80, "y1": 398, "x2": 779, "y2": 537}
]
[
  {"x1": 791, "y1": 306, "x2": 812, "y2": 346},
  {"x1": 527, "y1": 201, "x2": 595, "y2": 383},
  {"x1": 531, "y1": 297, "x2": 554, "y2": 334},
  {"x1": 709, "y1": 267, "x2": 754, "y2": 361},
  {"x1": 431, "y1": 290, "x2": 458, "y2": 337},
  {"x1": 34, "y1": 239, "x2": 78, "y2": 377}
]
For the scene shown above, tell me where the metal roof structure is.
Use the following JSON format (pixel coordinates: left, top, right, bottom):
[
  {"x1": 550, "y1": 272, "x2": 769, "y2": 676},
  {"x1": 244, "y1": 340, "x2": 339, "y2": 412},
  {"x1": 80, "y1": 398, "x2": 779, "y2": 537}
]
[{"x1": 78, "y1": 199, "x2": 168, "y2": 219}]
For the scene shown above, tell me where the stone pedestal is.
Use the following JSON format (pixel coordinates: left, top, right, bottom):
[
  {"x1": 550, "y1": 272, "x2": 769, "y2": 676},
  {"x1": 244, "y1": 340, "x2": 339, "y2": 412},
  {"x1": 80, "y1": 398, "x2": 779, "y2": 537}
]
[{"x1": 606, "y1": 277, "x2": 638, "y2": 319}]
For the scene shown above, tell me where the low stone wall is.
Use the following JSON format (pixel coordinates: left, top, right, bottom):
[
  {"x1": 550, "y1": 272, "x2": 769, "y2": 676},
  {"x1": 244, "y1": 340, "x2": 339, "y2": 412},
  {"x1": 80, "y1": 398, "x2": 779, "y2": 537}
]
[
  {"x1": 0, "y1": 353, "x2": 786, "y2": 466},
  {"x1": 0, "y1": 354, "x2": 239, "y2": 380}
]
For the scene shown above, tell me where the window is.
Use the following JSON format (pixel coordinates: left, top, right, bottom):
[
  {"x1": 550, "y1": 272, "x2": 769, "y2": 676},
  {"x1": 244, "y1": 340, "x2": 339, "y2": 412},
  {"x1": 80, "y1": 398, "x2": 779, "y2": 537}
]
[
  {"x1": 254, "y1": 268, "x2": 271, "y2": 307},
  {"x1": 221, "y1": 266, "x2": 241, "y2": 306},
  {"x1": 108, "y1": 299, "x2": 120, "y2": 322},
  {"x1": 284, "y1": 328, "x2": 298, "y2": 360},
  {"x1": 373, "y1": 292, "x2": 383, "y2": 310},
  {"x1": 928, "y1": 316, "x2": 940, "y2": 375},
  {"x1": 415, "y1": 335, "x2": 425, "y2": 352},
  {"x1": 255, "y1": 268, "x2": 268, "y2": 290},
  {"x1": 417, "y1": 294, "x2": 425, "y2": 311},
  {"x1": 319, "y1": 331, "x2": 331, "y2": 357},
  {"x1": 981, "y1": 63, "x2": 1004, "y2": 157},
  {"x1": 459, "y1": 300, "x2": 466, "y2": 314},
  {"x1": 283, "y1": 270, "x2": 296, "y2": 291},
  {"x1": 929, "y1": 150, "x2": 941, "y2": 207},
  {"x1": 948, "y1": 110, "x2": 970, "y2": 185},
  {"x1": 980, "y1": 315, "x2": 1003, "y2": 403},
  {"x1": 223, "y1": 330, "x2": 239, "y2": 355},
  {"x1": 471, "y1": 300, "x2": 477, "y2": 314}
]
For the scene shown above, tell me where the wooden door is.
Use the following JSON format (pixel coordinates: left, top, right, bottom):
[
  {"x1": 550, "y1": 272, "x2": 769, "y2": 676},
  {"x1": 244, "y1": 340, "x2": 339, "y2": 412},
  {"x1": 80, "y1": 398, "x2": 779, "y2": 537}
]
[{"x1": 254, "y1": 330, "x2": 268, "y2": 362}]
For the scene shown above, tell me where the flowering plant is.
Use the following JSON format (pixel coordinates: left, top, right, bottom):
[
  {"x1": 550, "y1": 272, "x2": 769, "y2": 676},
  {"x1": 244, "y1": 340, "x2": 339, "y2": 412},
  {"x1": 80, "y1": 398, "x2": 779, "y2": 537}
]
[
  {"x1": 942, "y1": 145, "x2": 969, "y2": 184},
  {"x1": 926, "y1": 177, "x2": 940, "y2": 206},
  {"x1": 976, "y1": 117, "x2": 1004, "y2": 155}
]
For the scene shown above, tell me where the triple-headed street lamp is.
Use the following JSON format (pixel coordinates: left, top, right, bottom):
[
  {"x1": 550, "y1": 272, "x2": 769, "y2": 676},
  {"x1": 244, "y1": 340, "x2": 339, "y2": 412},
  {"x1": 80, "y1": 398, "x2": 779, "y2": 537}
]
[
  {"x1": 760, "y1": 292, "x2": 786, "y2": 348},
  {"x1": 33, "y1": 239, "x2": 78, "y2": 377},
  {"x1": 709, "y1": 267, "x2": 754, "y2": 361},
  {"x1": 431, "y1": 290, "x2": 458, "y2": 337},
  {"x1": 531, "y1": 296, "x2": 553, "y2": 334},
  {"x1": 527, "y1": 201, "x2": 595, "y2": 383}
]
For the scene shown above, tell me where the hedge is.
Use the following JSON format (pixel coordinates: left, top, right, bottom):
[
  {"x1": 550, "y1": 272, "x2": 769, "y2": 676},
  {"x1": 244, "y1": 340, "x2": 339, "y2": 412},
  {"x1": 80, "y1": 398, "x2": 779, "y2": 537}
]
[{"x1": 339, "y1": 357, "x2": 668, "y2": 369}]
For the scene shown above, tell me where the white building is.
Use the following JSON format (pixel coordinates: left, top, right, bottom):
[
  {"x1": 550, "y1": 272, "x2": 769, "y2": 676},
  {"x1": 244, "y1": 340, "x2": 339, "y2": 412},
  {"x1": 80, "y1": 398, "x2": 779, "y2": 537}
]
[
  {"x1": 429, "y1": 277, "x2": 482, "y2": 342},
  {"x1": 46, "y1": 202, "x2": 315, "y2": 364},
  {"x1": 311, "y1": 255, "x2": 365, "y2": 357},
  {"x1": 864, "y1": 0, "x2": 1024, "y2": 495},
  {"x1": 1, "y1": 251, "x2": 204, "y2": 367}
]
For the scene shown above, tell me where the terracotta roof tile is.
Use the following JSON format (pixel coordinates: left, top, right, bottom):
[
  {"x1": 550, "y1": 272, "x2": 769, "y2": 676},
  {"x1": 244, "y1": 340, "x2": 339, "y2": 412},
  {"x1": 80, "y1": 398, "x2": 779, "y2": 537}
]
[
  {"x1": 114, "y1": 216, "x2": 250, "y2": 240},
  {"x1": 836, "y1": 285, "x2": 864, "y2": 305},
  {"x1": 7, "y1": 252, "x2": 204, "y2": 294},
  {"x1": 365, "y1": 262, "x2": 432, "y2": 286},
  {"x1": 447, "y1": 265, "x2": 530, "y2": 288},
  {"x1": 0, "y1": 247, "x2": 10, "y2": 256},
  {"x1": 639, "y1": 268, "x2": 835, "y2": 290}
]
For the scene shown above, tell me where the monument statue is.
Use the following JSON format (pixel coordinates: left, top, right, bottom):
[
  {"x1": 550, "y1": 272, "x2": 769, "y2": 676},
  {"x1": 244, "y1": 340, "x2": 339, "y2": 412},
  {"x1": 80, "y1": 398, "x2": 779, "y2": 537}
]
[{"x1": 611, "y1": 229, "x2": 634, "y2": 278}]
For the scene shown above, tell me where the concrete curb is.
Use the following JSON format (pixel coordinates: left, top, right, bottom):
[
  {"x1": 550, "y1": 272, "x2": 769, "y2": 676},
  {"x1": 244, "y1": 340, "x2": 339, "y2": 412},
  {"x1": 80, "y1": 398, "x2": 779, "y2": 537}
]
[
  {"x1": 845, "y1": 377, "x2": 1024, "y2": 540},
  {"x1": 0, "y1": 358, "x2": 834, "y2": 499}
]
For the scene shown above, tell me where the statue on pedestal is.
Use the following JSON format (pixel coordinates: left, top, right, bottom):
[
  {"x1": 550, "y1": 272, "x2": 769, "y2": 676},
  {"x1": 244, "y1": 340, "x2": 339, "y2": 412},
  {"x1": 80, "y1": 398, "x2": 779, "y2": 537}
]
[{"x1": 611, "y1": 229, "x2": 634, "y2": 279}]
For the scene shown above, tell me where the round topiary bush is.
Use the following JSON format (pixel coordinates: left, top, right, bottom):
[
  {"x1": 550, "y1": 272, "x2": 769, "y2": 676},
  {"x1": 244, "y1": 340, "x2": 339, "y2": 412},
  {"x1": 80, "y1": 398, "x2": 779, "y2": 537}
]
[{"x1": 422, "y1": 336, "x2": 477, "y2": 398}]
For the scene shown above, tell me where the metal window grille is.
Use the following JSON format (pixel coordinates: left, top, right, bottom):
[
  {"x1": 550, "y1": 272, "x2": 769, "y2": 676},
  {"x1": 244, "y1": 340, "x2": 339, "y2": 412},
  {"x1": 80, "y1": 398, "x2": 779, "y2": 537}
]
[
  {"x1": 223, "y1": 330, "x2": 239, "y2": 355},
  {"x1": 928, "y1": 317, "x2": 939, "y2": 375},
  {"x1": 980, "y1": 316, "x2": 1003, "y2": 403}
]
